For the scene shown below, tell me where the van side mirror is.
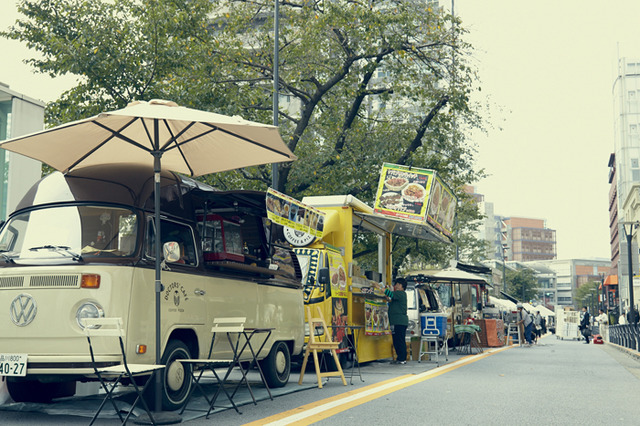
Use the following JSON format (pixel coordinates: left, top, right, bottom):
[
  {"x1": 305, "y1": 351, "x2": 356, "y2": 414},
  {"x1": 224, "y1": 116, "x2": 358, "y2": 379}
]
[
  {"x1": 477, "y1": 302, "x2": 483, "y2": 312},
  {"x1": 163, "y1": 241, "x2": 181, "y2": 263},
  {"x1": 317, "y1": 268, "x2": 330, "y2": 287}
]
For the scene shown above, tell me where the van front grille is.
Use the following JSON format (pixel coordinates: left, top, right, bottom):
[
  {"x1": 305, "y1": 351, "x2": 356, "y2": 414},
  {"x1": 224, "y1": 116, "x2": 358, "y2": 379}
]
[
  {"x1": 29, "y1": 275, "x2": 80, "y2": 288},
  {"x1": 0, "y1": 276, "x2": 25, "y2": 288}
]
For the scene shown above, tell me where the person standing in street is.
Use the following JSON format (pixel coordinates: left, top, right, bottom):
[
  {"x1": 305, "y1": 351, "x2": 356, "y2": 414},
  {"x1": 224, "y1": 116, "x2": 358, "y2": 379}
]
[
  {"x1": 619, "y1": 309, "x2": 627, "y2": 325},
  {"x1": 516, "y1": 303, "x2": 533, "y2": 346},
  {"x1": 385, "y1": 277, "x2": 408, "y2": 364},
  {"x1": 595, "y1": 308, "x2": 608, "y2": 341},
  {"x1": 533, "y1": 311, "x2": 543, "y2": 342},
  {"x1": 580, "y1": 306, "x2": 591, "y2": 344}
]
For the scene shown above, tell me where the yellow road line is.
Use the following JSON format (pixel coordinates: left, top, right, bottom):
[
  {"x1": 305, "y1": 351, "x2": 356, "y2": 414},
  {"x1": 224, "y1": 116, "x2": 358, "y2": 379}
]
[{"x1": 245, "y1": 345, "x2": 512, "y2": 426}]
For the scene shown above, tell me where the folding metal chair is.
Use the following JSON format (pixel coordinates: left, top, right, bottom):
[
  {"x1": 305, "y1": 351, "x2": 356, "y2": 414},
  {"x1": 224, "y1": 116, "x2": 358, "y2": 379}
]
[
  {"x1": 82, "y1": 317, "x2": 165, "y2": 426},
  {"x1": 178, "y1": 317, "x2": 246, "y2": 418}
]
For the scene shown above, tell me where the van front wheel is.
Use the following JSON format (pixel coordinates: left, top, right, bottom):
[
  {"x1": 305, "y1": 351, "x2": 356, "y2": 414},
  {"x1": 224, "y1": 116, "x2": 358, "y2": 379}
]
[
  {"x1": 160, "y1": 339, "x2": 192, "y2": 411},
  {"x1": 260, "y1": 341, "x2": 290, "y2": 388}
]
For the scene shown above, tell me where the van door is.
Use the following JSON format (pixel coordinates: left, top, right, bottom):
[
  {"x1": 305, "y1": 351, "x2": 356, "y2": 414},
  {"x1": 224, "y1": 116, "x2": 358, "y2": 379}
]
[{"x1": 144, "y1": 217, "x2": 207, "y2": 338}]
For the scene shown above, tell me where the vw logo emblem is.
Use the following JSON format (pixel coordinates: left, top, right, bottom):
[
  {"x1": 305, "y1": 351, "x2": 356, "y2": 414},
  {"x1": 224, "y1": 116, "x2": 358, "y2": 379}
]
[{"x1": 10, "y1": 293, "x2": 37, "y2": 327}]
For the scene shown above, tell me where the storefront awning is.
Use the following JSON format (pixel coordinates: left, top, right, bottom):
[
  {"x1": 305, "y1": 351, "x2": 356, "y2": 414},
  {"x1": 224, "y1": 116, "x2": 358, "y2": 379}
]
[
  {"x1": 604, "y1": 275, "x2": 618, "y2": 286},
  {"x1": 355, "y1": 212, "x2": 451, "y2": 243}
]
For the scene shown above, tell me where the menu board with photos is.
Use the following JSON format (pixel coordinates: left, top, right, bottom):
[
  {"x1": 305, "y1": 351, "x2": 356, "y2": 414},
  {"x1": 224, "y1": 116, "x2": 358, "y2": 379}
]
[
  {"x1": 373, "y1": 163, "x2": 457, "y2": 238},
  {"x1": 425, "y1": 173, "x2": 457, "y2": 238},
  {"x1": 265, "y1": 188, "x2": 326, "y2": 238},
  {"x1": 364, "y1": 299, "x2": 390, "y2": 336},
  {"x1": 373, "y1": 163, "x2": 434, "y2": 222}
]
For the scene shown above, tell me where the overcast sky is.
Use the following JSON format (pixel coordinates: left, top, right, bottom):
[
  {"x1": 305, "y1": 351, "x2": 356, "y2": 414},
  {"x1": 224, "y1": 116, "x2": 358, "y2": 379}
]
[
  {"x1": 455, "y1": 0, "x2": 640, "y2": 260},
  {"x1": 3, "y1": 1, "x2": 640, "y2": 260}
]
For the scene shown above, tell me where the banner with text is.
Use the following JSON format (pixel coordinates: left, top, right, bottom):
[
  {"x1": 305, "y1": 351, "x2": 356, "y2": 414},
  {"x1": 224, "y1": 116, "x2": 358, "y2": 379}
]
[
  {"x1": 373, "y1": 163, "x2": 457, "y2": 238},
  {"x1": 266, "y1": 188, "x2": 326, "y2": 239}
]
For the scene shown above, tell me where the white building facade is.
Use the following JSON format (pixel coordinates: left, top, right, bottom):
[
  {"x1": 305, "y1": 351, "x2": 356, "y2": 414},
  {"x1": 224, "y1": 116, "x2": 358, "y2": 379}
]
[
  {"x1": 0, "y1": 83, "x2": 44, "y2": 218},
  {"x1": 612, "y1": 58, "x2": 640, "y2": 311}
]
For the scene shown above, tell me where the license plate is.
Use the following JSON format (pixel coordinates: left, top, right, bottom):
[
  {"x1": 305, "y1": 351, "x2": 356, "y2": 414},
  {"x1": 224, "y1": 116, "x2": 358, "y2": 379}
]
[{"x1": 0, "y1": 353, "x2": 27, "y2": 376}]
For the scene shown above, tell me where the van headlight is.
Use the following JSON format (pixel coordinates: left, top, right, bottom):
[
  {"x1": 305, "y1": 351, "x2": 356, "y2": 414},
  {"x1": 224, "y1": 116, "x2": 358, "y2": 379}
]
[{"x1": 76, "y1": 302, "x2": 105, "y2": 329}]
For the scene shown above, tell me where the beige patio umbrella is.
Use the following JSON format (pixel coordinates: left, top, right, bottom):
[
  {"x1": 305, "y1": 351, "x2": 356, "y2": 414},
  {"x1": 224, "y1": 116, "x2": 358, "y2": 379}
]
[
  {"x1": 0, "y1": 99, "x2": 296, "y2": 175},
  {"x1": 0, "y1": 99, "x2": 296, "y2": 414}
]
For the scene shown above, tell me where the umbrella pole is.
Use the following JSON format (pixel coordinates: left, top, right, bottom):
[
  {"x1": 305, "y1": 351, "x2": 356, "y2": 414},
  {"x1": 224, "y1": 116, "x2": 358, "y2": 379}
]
[
  {"x1": 154, "y1": 153, "x2": 163, "y2": 413},
  {"x1": 135, "y1": 142, "x2": 181, "y2": 424}
]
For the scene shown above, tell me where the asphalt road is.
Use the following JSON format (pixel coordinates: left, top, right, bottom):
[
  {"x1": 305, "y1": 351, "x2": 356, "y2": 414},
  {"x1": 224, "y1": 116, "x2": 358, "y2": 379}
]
[{"x1": 2, "y1": 335, "x2": 639, "y2": 425}]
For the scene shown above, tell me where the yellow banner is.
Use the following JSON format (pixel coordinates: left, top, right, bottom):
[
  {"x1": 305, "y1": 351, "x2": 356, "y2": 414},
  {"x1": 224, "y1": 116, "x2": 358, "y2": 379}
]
[
  {"x1": 365, "y1": 299, "x2": 390, "y2": 336},
  {"x1": 265, "y1": 188, "x2": 325, "y2": 238},
  {"x1": 327, "y1": 250, "x2": 348, "y2": 298}
]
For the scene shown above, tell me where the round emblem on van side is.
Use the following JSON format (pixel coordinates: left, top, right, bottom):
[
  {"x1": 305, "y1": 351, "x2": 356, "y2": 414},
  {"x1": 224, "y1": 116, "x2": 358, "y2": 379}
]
[
  {"x1": 283, "y1": 227, "x2": 315, "y2": 247},
  {"x1": 10, "y1": 293, "x2": 37, "y2": 327}
]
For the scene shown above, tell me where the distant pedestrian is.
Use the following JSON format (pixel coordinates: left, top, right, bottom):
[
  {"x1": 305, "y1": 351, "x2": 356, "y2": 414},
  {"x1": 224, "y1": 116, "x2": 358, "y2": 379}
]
[
  {"x1": 516, "y1": 303, "x2": 533, "y2": 346},
  {"x1": 533, "y1": 311, "x2": 543, "y2": 342},
  {"x1": 596, "y1": 309, "x2": 608, "y2": 340},
  {"x1": 619, "y1": 310, "x2": 627, "y2": 325},
  {"x1": 580, "y1": 306, "x2": 591, "y2": 344},
  {"x1": 385, "y1": 277, "x2": 408, "y2": 364}
]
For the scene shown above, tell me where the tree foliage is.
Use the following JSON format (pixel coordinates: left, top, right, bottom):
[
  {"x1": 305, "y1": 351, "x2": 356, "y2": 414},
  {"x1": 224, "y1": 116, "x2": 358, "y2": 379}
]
[
  {"x1": 576, "y1": 281, "x2": 600, "y2": 309},
  {"x1": 4, "y1": 0, "x2": 487, "y2": 267},
  {"x1": 506, "y1": 268, "x2": 538, "y2": 303}
]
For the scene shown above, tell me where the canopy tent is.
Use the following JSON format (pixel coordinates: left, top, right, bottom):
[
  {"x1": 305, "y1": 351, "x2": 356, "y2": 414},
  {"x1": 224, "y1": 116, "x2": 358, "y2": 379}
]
[
  {"x1": 525, "y1": 303, "x2": 555, "y2": 317},
  {"x1": 415, "y1": 267, "x2": 491, "y2": 286},
  {"x1": 489, "y1": 297, "x2": 517, "y2": 311}
]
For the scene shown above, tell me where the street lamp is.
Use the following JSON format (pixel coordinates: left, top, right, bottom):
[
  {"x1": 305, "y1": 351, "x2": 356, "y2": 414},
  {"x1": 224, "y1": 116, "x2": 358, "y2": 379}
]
[
  {"x1": 501, "y1": 244, "x2": 509, "y2": 294},
  {"x1": 600, "y1": 273, "x2": 606, "y2": 312},
  {"x1": 621, "y1": 222, "x2": 638, "y2": 322}
]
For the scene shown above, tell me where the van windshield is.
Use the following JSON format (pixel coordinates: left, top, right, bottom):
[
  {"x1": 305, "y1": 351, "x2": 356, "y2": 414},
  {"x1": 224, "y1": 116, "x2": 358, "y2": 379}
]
[{"x1": 0, "y1": 205, "x2": 138, "y2": 261}]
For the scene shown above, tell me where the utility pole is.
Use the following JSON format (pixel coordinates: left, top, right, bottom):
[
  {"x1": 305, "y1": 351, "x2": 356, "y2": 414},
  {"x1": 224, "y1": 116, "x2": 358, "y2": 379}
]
[{"x1": 272, "y1": 0, "x2": 280, "y2": 190}]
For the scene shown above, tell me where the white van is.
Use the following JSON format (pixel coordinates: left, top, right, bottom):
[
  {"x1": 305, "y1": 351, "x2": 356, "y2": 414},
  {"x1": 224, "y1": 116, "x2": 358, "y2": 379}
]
[{"x1": 0, "y1": 164, "x2": 304, "y2": 409}]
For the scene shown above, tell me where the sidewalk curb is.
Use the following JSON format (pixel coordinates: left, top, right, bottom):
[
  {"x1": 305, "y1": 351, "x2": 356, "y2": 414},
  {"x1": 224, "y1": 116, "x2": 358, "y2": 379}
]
[{"x1": 605, "y1": 341, "x2": 640, "y2": 361}]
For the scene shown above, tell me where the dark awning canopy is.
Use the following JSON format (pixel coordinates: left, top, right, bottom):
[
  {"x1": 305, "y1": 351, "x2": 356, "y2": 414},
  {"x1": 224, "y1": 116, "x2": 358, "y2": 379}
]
[{"x1": 354, "y1": 212, "x2": 451, "y2": 243}]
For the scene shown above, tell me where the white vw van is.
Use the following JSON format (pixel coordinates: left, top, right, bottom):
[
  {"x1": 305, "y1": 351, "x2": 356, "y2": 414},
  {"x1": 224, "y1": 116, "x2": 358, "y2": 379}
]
[{"x1": 0, "y1": 164, "x2": 305, "y2": 409}]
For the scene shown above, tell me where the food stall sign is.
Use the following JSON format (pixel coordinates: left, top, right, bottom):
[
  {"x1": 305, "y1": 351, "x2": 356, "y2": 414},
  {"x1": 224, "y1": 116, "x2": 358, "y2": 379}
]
[
  {"x1": 266, "y1": 188, "x2": 326, "y2": 240},
  {"x1": 425, "y1": 173, "x2": 457, "y2": 238},
  {"x1": 373, "y1": 163, "x2": 457, "y2": 239},
  {"x1": 364, "y1": 299, "x2": 391, "y2": 336}
]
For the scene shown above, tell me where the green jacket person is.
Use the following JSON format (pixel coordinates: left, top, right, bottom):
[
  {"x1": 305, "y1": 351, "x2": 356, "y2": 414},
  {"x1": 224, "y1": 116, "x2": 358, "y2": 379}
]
[{"x1": 385, "y1": 277, "x2": 408, "y2": 364}]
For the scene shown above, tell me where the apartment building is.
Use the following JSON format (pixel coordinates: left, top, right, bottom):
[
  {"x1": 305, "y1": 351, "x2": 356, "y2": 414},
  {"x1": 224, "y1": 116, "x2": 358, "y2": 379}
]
[
  {"x1": 532, "y1": 259, "x2": 610, "y2": 308},
  {"x1": 503, "y1": 217, "x2": 556, "y2": 262},
  {"x1": 611, "y1": 57, "x2": 640, "y2": 311}
]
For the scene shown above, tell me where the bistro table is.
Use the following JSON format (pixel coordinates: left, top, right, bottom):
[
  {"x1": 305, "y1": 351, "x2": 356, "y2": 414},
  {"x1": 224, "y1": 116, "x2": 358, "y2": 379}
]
[
  {"x1": 179, "y1": 324, "x2": 274, "y2": 419},
  {"x1": 227, "y1": 327, "x2": 274, "y2": 403}
]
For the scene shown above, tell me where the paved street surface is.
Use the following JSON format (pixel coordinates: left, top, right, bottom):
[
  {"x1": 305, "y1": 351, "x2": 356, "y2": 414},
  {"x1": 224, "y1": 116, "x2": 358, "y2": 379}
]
[{"x1": 2, "y1": 335, "x2": 640, "y2": 425}]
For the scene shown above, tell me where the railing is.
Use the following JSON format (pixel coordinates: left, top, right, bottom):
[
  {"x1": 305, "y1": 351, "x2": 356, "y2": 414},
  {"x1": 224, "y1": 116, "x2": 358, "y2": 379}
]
[{"x1": 608, "y1": 324, "x2": 640, "y2": 351}]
